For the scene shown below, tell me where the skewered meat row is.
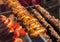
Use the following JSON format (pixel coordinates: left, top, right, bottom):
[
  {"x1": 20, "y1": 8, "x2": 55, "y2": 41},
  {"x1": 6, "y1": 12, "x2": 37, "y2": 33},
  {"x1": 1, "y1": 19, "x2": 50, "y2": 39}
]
[
  {"x1": 34, "y1": 5, "x2": 60, "y2": 31},
  {"x1": 31, "y1": 9, "x2": 60, "y2": 42},
  {"x1": 4, "y1": 0, "x2": 48, "y2": 37},
  {"x1": 21, "y1": 3, "x2": 52, "y2": 42},
  {"x1": 20, "y1": 1, "x2": 60, "y2": 41},
  {"x1": 0, "y1": 15, "x2": 26, "y2": 42}
]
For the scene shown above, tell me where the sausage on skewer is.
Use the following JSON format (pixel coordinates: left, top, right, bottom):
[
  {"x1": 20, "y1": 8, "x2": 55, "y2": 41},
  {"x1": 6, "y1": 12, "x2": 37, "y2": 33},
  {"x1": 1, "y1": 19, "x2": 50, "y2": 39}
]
[
  {"x1": 34, "y1": 5, "x2": 60, "y2": 31},
  {"x1": 30, "y1": 9, "x2": 60, "y2": 42}
]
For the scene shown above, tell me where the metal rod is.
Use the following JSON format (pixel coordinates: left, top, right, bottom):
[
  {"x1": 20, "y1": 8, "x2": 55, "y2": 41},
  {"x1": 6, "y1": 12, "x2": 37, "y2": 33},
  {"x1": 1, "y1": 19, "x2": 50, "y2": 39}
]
[
  {"x1": 25, "y1": 34, "x2": 32, "y2": 42},
  {"x1": 40, "y1": 35, "x2": 47, "y2": 42},
  {"x1": 0, "y1": 11, "x2": 11, "y2": 15}
]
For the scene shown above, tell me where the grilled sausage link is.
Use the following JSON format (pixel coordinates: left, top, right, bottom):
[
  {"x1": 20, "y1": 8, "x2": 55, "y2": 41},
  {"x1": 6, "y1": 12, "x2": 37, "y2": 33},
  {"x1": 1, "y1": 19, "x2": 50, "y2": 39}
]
[{"x1": 34, "y1": 5, "x2": 60, "y2": 31}]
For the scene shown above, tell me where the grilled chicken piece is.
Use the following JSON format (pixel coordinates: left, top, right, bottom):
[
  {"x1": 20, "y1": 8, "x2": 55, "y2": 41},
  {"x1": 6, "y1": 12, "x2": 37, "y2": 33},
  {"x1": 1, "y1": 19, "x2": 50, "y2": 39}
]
[
  {"x1": 4, "y1": 0, "x2": 47, "y2": 37},
  {"x1": 0, "y1": 0, "x2": 4, "y2": 5}
]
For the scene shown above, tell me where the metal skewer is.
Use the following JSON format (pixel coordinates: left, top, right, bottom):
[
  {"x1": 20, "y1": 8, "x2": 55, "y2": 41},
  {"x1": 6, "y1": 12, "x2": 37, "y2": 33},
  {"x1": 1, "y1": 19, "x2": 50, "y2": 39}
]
[
  {"x1": 25, "y1": 34, "x2": 32, "y2": 42},
  {"x1": 40, "y1": 35, "x2": 47, "y2": 42}
]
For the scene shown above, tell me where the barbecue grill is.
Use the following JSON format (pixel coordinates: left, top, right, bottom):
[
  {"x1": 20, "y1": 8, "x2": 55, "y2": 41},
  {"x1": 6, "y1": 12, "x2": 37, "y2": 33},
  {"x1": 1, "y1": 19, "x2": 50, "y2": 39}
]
[{"x1": 0, "y1": 0, "x2": 60, "y2": 42}]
